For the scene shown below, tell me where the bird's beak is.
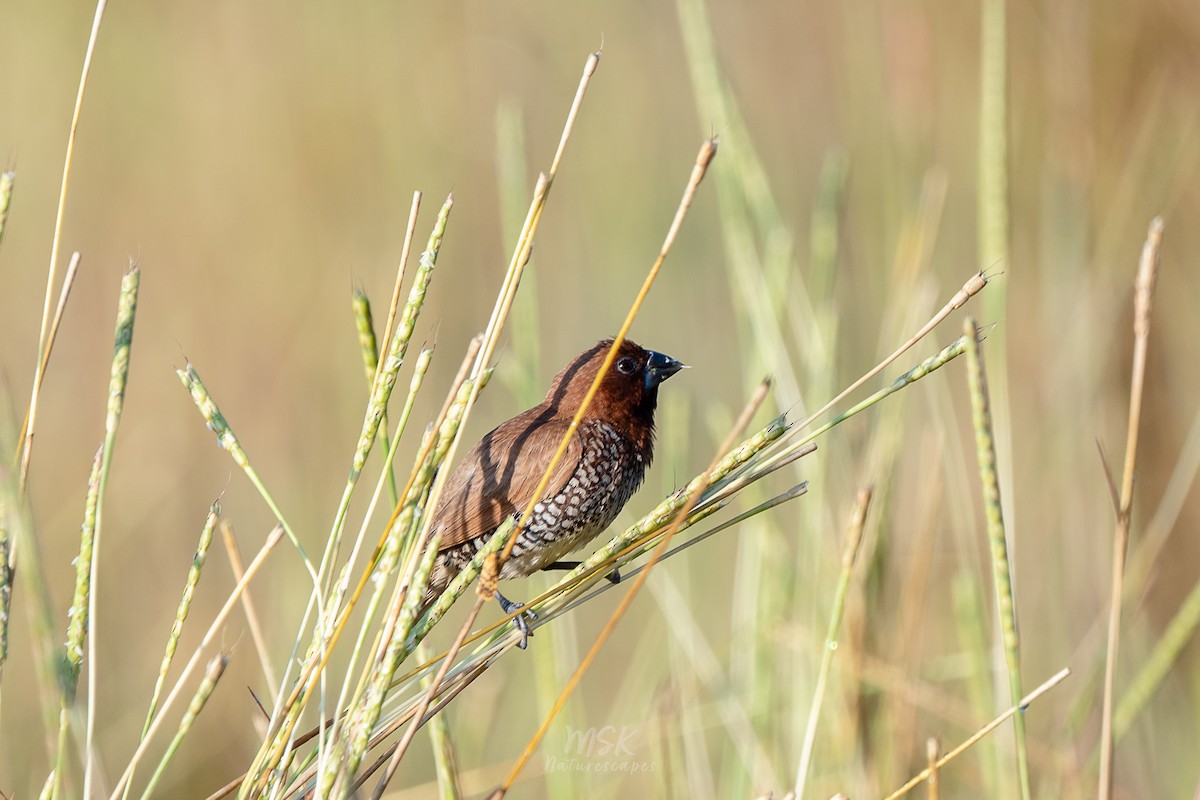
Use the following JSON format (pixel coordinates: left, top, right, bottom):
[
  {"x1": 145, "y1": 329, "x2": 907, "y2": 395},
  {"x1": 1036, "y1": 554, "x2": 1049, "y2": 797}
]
[{"x1": 645, "y1": 350, "x2": 687, "y2": 390}]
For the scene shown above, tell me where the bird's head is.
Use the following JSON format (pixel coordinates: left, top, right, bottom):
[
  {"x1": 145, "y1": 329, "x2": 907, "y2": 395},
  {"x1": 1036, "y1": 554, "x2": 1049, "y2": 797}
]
[{"x1": 543, "y1": 338, "x2": 686, "y2": 436}]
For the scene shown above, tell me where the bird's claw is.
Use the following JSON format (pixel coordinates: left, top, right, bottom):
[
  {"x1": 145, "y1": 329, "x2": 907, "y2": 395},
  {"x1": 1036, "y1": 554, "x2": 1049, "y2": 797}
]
[{"x1": 496, "y1": 591, "x2": 537, "y2": 649}]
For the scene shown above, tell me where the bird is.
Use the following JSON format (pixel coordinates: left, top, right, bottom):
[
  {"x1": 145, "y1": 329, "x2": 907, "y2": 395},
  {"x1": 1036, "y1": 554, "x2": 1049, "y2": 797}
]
[{"x1": 421, "y1": 337, "x2": 685, "y2": 647}]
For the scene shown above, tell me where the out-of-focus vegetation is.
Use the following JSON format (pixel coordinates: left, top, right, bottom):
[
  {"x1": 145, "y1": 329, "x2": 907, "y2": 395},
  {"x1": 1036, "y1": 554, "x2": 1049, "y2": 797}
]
[{"x1": 2, "y1": 0, "x2": 1199, "y2": 797}]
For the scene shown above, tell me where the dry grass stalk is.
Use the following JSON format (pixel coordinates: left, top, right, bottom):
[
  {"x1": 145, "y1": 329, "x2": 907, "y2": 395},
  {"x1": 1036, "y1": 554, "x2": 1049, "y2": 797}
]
[{"x1": 1097, "y1": 216, "x2": 1163, "y2": 800}]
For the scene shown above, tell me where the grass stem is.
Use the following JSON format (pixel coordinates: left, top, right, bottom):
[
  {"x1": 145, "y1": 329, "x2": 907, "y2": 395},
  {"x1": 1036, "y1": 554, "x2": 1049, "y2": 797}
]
[
  {"x1": 795, "y1": 486, "x2": 871, "y2": 798},
  {"x1": 963, "y1": 315, "x2": 1030, "y2": 798},
  {"x1": 1098, "y1": 217, "x2": 1162, "y2": 800}
]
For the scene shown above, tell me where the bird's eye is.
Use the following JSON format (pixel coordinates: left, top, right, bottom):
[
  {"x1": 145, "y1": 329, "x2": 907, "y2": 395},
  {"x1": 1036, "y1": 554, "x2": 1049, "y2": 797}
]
[{"x1": 616, "y1": 356, "x2": 638, "y2": 375}]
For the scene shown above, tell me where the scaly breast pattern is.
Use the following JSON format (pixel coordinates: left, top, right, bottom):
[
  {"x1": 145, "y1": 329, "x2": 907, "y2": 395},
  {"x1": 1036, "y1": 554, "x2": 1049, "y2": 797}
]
[{"x1": 438, "y1": 421, "x2": 646, "y2": 584}]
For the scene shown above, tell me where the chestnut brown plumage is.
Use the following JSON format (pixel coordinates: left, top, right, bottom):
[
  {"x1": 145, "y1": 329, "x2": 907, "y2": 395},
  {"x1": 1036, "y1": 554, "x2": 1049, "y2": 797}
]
[{"x1": 423, "y1": 338, "x2": 685, "y2": 646}]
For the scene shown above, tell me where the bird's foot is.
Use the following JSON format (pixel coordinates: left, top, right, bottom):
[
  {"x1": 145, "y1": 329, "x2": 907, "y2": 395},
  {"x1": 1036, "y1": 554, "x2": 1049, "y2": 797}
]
[
  {"x1": 545, "y1": 560, "x2": 621, "y2": 584},
  {"x1": 495, "y1": 591, "x2": 537, "y2": 649}
]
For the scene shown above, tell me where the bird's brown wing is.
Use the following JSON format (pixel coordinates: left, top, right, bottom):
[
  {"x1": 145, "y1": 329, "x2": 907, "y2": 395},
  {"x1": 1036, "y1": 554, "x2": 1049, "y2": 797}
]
[{"x1": 432, "y1": 408, "x2": 583, "y2": 551}]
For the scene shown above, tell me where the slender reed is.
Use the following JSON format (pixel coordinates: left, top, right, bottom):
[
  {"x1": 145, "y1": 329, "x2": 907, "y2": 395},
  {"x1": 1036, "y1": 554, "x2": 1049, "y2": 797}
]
[
  {"x1": 50, "y1": 448, "x2": 101, "y2": 800},
  {"x1": 20, "y1": 0, "x2": 109, "y2": 490},
  {"x1": 84, "y1": 266, "x2": 140, "y2": 797},
  {"x1": 963, "y1": 315, "x2": 1030, "y2": 797},
  {"x1": 137, "y1": 653, "x2": 229, "y2": 800},
  {"x1": 219, "y1": 523, "x2": 278, "y2": 704},
  {"x1": 977, "y1": 0, "x2": 1019, "y2": 788},
  {"x1": 1098, "y1": 217, "x2": 1162, "y2": 800},
  {"x1": 795, "y1": 487, "x2": 871, "y2": 798}
]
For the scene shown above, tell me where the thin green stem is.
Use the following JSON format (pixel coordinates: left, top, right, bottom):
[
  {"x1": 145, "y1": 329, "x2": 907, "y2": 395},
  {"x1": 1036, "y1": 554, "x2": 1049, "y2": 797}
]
[
  {"x1": 84, "y1": 266, "x2": 139, "y2": 798},
  {"x1": 795, "y1": 487, "x2": 871, "y2": 798},
  {"x1": 963, "y1": 316, "x2": 1030, "y2": 798},
  {"x1": 138, "y1": 654, "x2": 229, "y2": 800}
]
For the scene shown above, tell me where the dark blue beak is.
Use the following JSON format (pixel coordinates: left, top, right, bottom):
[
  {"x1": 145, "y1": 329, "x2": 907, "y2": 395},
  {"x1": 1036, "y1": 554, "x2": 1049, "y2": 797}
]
[{"x1": 645, "y1": 350, "x2": 686, "y2": 390}]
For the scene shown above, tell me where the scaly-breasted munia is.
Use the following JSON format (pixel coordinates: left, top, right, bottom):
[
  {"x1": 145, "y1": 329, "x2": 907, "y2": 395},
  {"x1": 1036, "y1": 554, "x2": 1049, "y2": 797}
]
[{"x1": 423, "y1": 338, "x2": 685, "y2": 646}]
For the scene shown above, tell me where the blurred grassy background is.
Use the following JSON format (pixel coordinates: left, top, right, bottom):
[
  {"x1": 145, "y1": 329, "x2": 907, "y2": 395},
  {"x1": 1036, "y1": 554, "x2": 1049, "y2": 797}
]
[{"x1": 2, "y1": 0, "x2": 1200, "y2": 797}]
